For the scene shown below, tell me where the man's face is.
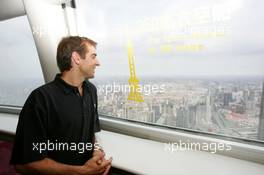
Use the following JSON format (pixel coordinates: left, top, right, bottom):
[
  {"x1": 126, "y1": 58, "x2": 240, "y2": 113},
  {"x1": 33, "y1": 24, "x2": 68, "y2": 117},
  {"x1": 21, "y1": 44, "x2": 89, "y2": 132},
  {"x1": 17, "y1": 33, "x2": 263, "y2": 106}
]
[{"x1": 79, "y1": 44, "x2": 100, "y2": 79}]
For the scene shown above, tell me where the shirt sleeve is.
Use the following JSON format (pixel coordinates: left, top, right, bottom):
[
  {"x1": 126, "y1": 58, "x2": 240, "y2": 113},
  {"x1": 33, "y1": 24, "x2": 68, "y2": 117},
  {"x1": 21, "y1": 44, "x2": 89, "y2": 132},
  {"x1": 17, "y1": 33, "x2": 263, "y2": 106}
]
[{"x1": 10, "y1": 89, "x2": 48, "y2": 165}]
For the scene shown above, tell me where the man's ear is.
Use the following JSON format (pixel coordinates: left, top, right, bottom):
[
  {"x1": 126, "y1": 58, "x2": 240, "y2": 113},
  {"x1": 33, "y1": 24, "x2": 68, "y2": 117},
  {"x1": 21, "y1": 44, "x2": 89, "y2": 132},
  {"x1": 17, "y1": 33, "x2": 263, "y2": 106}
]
[{"x1": 71, "y1": 51, "x2": 81, "y2": 65}]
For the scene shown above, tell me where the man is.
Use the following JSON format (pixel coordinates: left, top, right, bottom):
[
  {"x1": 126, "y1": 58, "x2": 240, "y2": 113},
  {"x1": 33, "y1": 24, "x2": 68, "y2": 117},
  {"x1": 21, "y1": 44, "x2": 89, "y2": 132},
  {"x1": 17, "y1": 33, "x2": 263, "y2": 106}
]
[{"x1": 10, "y1": 36, "x2": 112, "y2": 175}]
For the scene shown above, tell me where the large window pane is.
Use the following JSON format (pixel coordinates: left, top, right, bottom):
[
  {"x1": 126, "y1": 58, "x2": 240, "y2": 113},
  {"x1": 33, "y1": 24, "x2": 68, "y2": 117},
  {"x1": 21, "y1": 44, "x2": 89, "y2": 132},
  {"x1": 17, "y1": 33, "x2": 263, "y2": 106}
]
[
  {"x1": 0, "y1": 16, "x2": 44, "y2": 106},
  {"x1": 78, "y1": 0, "x2": 264, "y2": 141}
]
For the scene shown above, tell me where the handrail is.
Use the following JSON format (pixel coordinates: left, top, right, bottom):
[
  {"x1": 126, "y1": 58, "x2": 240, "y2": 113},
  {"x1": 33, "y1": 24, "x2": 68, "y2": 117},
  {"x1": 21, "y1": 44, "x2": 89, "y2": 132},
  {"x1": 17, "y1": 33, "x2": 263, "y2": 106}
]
[{"x1": 0, "y1": 105, "x2": 21, "y2": 114}]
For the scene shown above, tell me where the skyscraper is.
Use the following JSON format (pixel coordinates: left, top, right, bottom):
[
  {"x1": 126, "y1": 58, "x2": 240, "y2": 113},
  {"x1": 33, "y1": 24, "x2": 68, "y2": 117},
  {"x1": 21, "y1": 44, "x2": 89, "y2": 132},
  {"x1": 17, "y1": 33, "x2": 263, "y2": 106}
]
[
  {"x1": 258, "y1": 82, "x2": 264, "y2": 141},
  {"x1": 223, "y1": 92, "x2": 232, "y2": 107}
]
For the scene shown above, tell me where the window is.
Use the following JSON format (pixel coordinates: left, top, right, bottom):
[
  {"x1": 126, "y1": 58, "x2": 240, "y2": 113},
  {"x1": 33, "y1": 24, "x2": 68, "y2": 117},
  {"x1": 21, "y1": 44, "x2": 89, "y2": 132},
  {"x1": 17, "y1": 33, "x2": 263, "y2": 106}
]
[
  {"x1": 77, "y1": 0, "x2": 264, "y2": 142},
  {"x1": 0, "y1": 16, "x2": 44, "y2": 107}
]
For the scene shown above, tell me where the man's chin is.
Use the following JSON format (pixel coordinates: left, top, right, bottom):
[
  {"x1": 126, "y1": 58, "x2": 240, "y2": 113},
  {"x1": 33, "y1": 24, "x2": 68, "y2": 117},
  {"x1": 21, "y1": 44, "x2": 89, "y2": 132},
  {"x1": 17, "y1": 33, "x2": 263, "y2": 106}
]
[{"x1": 86, "y1": 75, "x2": 95, "y2": 79}]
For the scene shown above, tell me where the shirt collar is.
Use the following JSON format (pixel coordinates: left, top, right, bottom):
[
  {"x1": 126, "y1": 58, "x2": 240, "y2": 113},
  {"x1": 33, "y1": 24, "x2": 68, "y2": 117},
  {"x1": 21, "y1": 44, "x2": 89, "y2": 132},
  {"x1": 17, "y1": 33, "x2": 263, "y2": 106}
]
[{"x1": 55, "y1": 74, "x2": 88, "y2": 95}]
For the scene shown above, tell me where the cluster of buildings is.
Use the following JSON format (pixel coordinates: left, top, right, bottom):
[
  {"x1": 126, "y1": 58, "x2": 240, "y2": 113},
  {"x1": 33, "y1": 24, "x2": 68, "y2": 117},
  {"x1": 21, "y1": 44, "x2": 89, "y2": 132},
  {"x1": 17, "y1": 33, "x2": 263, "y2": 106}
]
[{"x1": 97, "y1": 79, "x2": 263, "y2": 140}]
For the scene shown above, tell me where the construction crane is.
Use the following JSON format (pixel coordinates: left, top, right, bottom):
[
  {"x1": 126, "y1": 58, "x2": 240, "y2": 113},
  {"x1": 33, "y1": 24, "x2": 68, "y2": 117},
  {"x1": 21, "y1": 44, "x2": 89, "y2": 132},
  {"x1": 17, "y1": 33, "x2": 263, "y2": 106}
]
[{"x1": 126, "y1": 40, "x2": 144, "y2": 102}]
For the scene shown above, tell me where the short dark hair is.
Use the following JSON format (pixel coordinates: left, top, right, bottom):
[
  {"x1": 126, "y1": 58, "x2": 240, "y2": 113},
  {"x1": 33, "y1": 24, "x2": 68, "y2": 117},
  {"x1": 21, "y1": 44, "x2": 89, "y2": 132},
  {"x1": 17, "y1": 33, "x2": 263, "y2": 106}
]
[{"x1": 56, "y1": 36, "x2": 97, "y2": 72}]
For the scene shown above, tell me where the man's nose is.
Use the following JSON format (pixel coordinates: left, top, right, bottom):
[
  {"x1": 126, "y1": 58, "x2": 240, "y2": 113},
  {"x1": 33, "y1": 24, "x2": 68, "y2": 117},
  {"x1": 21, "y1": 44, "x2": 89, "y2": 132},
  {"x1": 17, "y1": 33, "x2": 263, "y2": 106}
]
[{"x1": 95, "y1": 58, "x2": 100, "y2": 66}]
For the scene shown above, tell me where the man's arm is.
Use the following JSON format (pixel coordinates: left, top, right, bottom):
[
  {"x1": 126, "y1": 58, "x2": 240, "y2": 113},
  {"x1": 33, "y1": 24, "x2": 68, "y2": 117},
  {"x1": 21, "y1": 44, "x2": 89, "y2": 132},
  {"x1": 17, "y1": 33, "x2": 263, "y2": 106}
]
[{"x1": 15, "y1": 156, "x2": 111, "y2": 175}]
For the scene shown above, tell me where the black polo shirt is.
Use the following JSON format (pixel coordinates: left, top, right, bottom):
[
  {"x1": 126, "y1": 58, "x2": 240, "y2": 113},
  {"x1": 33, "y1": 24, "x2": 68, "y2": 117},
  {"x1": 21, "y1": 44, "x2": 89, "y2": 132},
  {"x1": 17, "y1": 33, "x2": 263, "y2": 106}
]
[{"x1": 10, "y1": 74, "x2": 101, "y2": 165}]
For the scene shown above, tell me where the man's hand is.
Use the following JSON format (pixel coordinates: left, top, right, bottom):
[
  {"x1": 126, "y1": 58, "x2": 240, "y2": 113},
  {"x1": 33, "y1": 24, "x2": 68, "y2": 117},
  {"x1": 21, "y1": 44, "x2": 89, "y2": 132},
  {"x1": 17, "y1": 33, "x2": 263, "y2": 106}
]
[
  {"x1": 80, "y1": 150, "x2": 112, "y2": 175},
  {"x1": 92, "y1": 149, "x2": 112, "y2": 175},
  {"x1": 93, "y1": 148, "x2": 104, "y2": 157}
]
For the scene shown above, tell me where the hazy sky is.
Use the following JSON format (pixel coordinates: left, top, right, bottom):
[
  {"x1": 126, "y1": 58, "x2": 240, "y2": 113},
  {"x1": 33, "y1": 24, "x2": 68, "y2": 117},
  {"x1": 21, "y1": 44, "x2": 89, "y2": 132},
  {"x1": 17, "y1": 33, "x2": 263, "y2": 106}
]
[
  {"x1": 0, "y1": 16, "x2": 43, "y2": 80},
  {"x1": 0, "y1": 0, "x2": 263, "y2": 80}
]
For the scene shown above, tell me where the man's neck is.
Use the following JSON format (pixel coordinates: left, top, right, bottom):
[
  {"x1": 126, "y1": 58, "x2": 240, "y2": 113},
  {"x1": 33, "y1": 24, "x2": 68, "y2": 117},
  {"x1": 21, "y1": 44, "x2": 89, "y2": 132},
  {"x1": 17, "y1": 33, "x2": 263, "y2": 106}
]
[{"x1": 61, "y1": 71, "x2": 84, "y2": 88}]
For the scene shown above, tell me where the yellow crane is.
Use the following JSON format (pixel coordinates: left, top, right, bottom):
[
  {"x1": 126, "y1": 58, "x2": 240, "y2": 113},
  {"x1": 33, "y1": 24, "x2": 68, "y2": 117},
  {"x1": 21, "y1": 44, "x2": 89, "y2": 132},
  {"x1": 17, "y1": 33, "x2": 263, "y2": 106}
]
[{"x1": 127, "y1": 40, "x2": 144, "y2": 102}]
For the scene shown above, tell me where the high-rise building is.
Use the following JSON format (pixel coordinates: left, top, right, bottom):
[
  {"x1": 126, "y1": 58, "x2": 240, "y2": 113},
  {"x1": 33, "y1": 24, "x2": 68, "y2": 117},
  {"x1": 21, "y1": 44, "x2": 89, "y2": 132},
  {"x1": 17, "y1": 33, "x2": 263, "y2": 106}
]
[
  {"x1": 258, "y1": 83, "x2": 264, "y2": 141},
  {"x1": 223, "y1": 92, "x2": 232, "y2": 107},
  {"x1": 187, "y1": 105, "x2": 197, "y2": 129},
  {"x1": 206, "y1": 91, "x2": 212, "y2": 124},
  {"x1": 176, "y1": 107, "x2": 187, "y2": 128}
]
